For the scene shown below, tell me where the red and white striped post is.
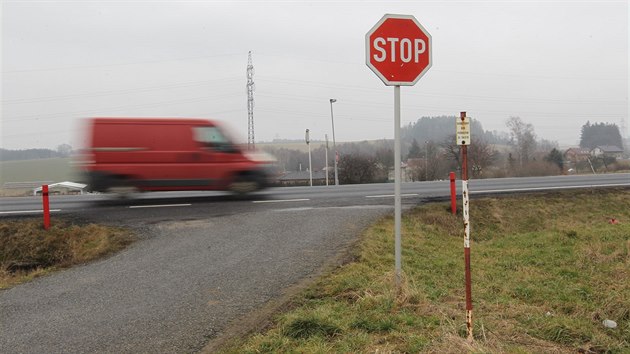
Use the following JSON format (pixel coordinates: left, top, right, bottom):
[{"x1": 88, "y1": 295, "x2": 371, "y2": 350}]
[
  {"x1": 459, "y1": 111, "x2": 473, "y2": 342},
  {"x1": 42, "y1": 184, "x2": 50, "y2": 230},
  {"x1": 449, "y1": 171, "x2": 456, "y2": 215}
]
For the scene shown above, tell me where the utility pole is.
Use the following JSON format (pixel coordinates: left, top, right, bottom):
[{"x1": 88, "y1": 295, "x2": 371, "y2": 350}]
[
  {"x1": 425, "y1": 140, "x2": 429, "y2": 181},
  {"x1": 325, "y1": 134, "x2": 329, "y2": 186},
  {"x1": 306, "y1": 129, "x2": 312, "y2": 186},
  {"x1": 246, "y1": 51, "x2": 255, "y2": 150}
]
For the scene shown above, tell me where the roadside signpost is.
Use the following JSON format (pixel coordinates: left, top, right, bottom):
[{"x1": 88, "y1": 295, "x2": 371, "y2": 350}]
[
  {"x1": 366, "y1": 14, "x2": 432, "y2": 286},
  {"x1": 306, "y1": 129, "x2": 312, "y2": 187},
  {"x1": 458, "y1": 112, "x2": 473, "y2": 342}
]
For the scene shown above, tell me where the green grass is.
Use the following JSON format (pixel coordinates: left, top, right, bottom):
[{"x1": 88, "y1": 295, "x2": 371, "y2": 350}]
[
  {"x1": 220, "y1": 188, "x2": 630, "y2": 353},
  {"x1": 0, "y1": 218, "x2": 133, "y2": 289},
  {"x1": 0, "y1": 158, "x2": 78, "y2": 185}
]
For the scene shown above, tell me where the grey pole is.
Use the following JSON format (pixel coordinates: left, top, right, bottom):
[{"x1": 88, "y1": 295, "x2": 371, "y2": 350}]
[
  {"x1": 325, "y1": 134, "x2": 329, "y2": 186},
  {"x1": 425, "y1": 140, "x2": 429, "y2": 181},
  {"x1": 306, "y1": 129, "x2": 312, "y2": 187},
  {"x1": 330, "y1": 99, "x2": 339, "y2": 185},
  {"x1": 394, "y1": 86, "x2": 402, "y2": 286}
]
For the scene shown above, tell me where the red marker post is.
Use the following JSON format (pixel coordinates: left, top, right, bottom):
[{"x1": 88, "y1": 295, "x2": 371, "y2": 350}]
[
  {"x1": 42, "y1": 184, "x2": 50, "y2": 230},
  {"x1": 449, "y1": 172, "x2": 456, "y2": 215}
]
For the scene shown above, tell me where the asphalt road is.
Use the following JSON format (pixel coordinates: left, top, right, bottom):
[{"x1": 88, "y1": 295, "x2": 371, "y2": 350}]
[
  {"x1": 1, "y1": 173, "x2": 629, "y2": 220},
  {"x1": 0, "y1": 173, "x2": 629, "y2": 353}
]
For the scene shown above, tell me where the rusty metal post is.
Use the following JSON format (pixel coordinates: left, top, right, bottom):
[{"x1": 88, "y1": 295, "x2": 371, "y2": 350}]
[
  {"x1": 42, "y1": 185, "x2": 50, "y2": 230},
  {"x1": 460, "y1": 111, "x2": 473, "y2": 342}
]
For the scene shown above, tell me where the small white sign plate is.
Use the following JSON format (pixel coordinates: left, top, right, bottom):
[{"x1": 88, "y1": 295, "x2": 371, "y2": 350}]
[{"x1": 456, "y1": 117, "x2": 471, "y2": 146}]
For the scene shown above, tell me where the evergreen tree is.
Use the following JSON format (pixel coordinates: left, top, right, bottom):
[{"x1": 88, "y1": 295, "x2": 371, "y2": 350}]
[
  {"x1": 544, "y1": 148, "x2": 564, "y2": 170},
  {"x1": 579, "y1": 122, "x2": 623, "y2": 149}
]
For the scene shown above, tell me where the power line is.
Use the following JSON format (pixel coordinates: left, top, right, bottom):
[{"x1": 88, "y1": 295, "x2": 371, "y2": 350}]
[
  {"x1": 2, "y1": 77, "x2": 243, "y2": 104},
  {"x1": 256, "y1": 76, "x2": 626, "y2": 106},
  {"x1": 3, "y1": 53, "x2": 246, "y2": 74},
  {"x1": 3, "y1": 93, "x2": 244, "y2": 121}
]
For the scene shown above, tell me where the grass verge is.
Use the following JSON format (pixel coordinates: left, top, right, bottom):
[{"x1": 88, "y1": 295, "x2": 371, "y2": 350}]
[
  {"x1": 0, "y1": 218, "x2": 133, "y2": 289},
  {"x1": 220, "y1": 188, "x2": 630, "y2": 353}
]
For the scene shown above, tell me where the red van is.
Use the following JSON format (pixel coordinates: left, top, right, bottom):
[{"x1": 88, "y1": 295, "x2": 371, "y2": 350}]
[{"x1": 80, "y1": 118, "x2": 277, "y2": 194}]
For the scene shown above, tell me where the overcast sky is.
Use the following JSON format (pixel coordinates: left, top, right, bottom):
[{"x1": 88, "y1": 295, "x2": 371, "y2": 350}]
[{"x1": 2, "y1": 0, "x2": 628, "y2": 150}]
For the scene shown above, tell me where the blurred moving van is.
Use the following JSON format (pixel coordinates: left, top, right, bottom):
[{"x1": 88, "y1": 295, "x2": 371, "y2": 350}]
[{"x1": 80, "y1": 118, "x2": 277, "y2": 194}]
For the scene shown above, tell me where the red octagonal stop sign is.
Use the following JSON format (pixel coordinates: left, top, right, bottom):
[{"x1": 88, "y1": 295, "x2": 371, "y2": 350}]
[{"x1": 366, "y1": 14, "x2": 432, "y2": 86}]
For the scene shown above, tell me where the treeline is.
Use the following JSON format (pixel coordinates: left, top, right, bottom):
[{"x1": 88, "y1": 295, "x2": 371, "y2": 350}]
[
  {"x1": 579, "y1": 122, "x2": 624, "y2": 149},
  {"x1": 0, "y1": 149, "x2": 60, "y2": 161},
  {"x1": 0, "y1": 144, "x2": 73, "y2": 161},
  {"x1": 402, "y1": 115, "x2": 511, "y2": 145},
  {"x1": 263, "y1": 115, "x2": 625, "y2": 184}
]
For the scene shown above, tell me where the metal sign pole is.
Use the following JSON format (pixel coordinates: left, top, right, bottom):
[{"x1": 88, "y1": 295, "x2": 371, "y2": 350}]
[
  {"x1": 366, "y1": 13, "x2": 432, "y2": 290},
  {"x1": 460, "y1": 111, "x2": 473, "y2": 342},
  {"x1": 394, "y1": 86, "x2": 402, "y2": 287},
  {"x1": 306, "y1": 129, "x2": 312, "y2": 187}
]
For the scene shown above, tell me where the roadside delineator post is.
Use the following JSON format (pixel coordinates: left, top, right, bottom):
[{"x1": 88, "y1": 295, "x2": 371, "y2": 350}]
[
  {"x1": 42, "y1": 184, "x2": 50, "y2": 230},
  {"x1": 449, "y1": 172, "x2": 456, "y2": 215},
  {"x1": 457, "y1": 111, "x2": 473, "y2": 342}
]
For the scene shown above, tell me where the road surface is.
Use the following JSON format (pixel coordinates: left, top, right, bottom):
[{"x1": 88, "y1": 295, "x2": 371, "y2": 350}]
[{"x1": 0, "y1": 174, "x2": 628, "y2": 353}]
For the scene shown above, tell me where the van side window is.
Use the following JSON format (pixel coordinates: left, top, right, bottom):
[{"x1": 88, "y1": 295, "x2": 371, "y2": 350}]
[{"x1": 193, "y1": 126, "x2": 232, "y2": 150}]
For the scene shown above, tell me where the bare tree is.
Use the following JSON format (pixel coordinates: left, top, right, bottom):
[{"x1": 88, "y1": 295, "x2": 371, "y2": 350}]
[
  {"x1": 441, "y1": 134, "x2": 460, "y2": 166},
  {"x1": 468, "y1": 139, "x2": 498, "y2": 178},
  {"x1": 56, "y1": 144, "x2": 73, "y2": 158},
  {"x1": 338, "y1": 154, "x2": 378, "y2": 184},
  {"x1": 506, "y1": 116, "x2": 537, "y2": 167}
]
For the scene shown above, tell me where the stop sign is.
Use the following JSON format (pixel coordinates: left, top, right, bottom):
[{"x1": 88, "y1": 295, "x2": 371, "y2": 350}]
[{"x1": 366, "y1": 14, "x2": 432, "y2": 86}]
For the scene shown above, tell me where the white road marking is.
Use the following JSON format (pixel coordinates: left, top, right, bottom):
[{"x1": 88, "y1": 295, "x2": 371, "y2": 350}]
[
  {"x1": 252, "y1": 198, "x2": 310, "y2": 203},
  {"x1": 365, "y1": 193, "x2": 419, "y2": 198},
  {"x1": 0, "y1": 209, "x2": 61, "y2": 215},
  {"x1": 128, "y1": 204, "x2": 191, "y2": 209}
]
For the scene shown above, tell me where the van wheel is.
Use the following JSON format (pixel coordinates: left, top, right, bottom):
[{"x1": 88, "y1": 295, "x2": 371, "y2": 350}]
[
  {"x1": 105, "y1": 176, "x2": 138, "y2": 198},
  {"x1": 107, "y1": 186, "x2": 139, "y2": 199},
  {"x1": 230, "y1": 175, "x2": 259, "y2": 195}
]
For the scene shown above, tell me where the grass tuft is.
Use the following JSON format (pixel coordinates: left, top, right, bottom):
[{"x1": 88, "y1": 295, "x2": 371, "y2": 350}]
[{"x1": 283, "y1": 317, "x2": 342, "y2": 339}]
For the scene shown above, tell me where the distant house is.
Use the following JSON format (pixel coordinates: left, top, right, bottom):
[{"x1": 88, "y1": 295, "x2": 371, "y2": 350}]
[
  {"x1": 564, "y1": 148, "x2": 591, "y2": 162},
  {"x1": 591, "y1": 146, "x2": 624, "y2": 159},
  {"x1": 33, "y1": 181, "x2": 87, "y2": 196}
]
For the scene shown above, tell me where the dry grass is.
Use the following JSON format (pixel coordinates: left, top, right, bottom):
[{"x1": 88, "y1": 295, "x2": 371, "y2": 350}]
[
  {"x1": 220, "y1": 188, "x2": 630, "y2": 353},
  {"x1": 0, "y1": 218, "x2": 133, "y2": 289}
]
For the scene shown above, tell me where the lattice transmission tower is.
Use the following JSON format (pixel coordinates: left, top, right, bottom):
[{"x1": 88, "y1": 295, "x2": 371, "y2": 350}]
[{"x1": 246, "y1": 51, "x2": 255, "y2": 150}]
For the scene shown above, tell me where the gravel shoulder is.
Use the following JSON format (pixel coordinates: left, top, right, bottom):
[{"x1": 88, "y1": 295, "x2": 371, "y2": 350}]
[{"x1": 0, "y1": 206, "x2": 390, "y2": 353}]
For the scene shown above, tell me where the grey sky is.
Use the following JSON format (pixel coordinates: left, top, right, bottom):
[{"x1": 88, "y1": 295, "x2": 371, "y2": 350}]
[{"x1": 2, "y1": 0, "x2": 628, "y2": 150}]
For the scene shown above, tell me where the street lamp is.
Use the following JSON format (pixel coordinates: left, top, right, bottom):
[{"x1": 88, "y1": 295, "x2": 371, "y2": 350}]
[
  {"x1": 325, "y1": 134, "x2": 329, "y2": 186},
  {"x1": 330, "y1": 98, "x2": 339, "y2": 186},
  {"x1": 306, "y1": 129, "x2": 312, "y2": 187}
]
